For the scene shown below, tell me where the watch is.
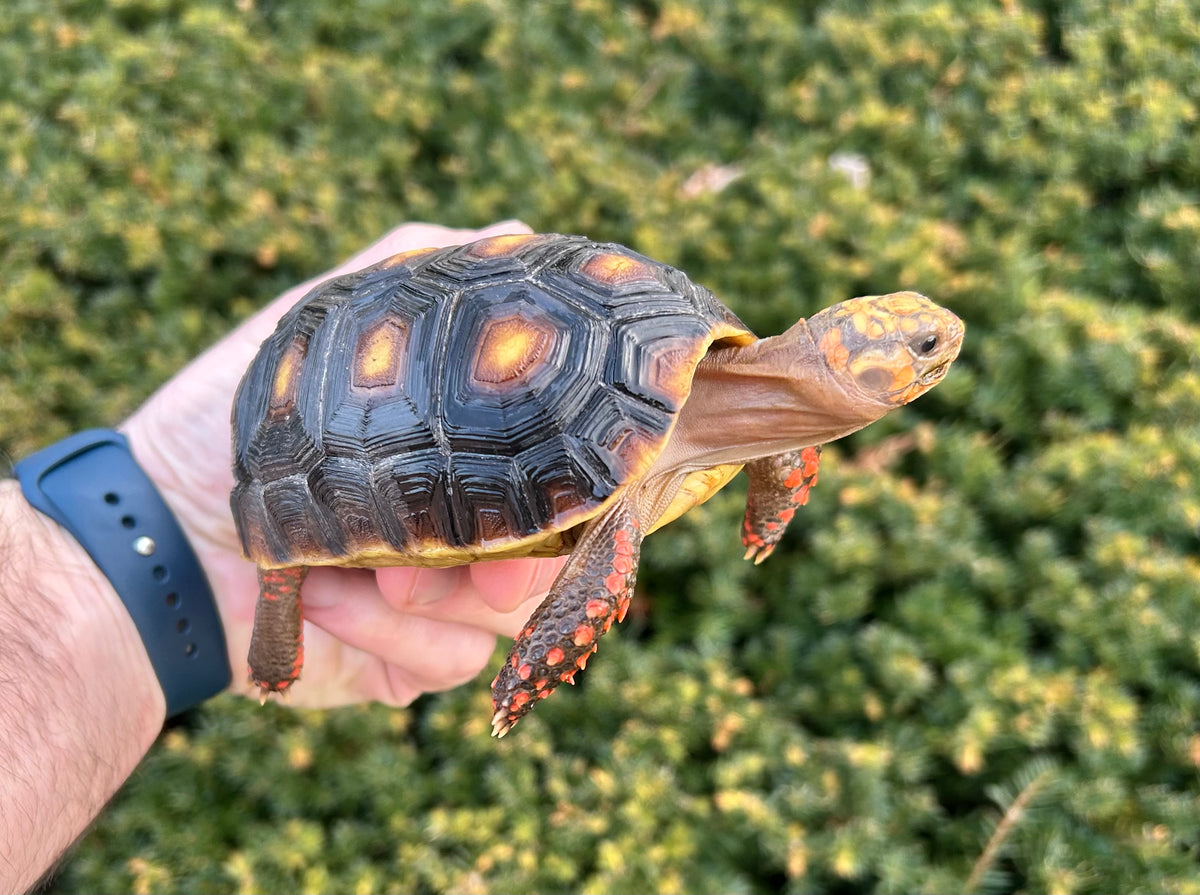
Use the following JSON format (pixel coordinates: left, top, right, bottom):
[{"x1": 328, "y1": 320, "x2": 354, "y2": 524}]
[{"x1": 14, "y1": 429, "x2": 231, "y2": 716}]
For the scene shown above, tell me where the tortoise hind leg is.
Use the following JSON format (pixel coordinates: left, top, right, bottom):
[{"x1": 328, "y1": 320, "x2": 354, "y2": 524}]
[
  {"x1": 741, "y1": 445, "x2": 822, "y2": 564},
  {"x1": 491, "y1": 499, "x2": 642, "y2": 737},
  {"x1": 248, "y1": 565, "x2": 309, "y2": 700}
]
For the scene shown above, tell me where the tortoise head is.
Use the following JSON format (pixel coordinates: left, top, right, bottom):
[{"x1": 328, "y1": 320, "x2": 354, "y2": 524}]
[{"x1": 805, "y1": 291, "x2": 964, "y2": 408}]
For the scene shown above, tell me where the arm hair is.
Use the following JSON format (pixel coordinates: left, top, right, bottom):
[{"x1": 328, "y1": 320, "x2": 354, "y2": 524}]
[{"x1": 0, "y1": 481, "x2": 164, "y2": 892}]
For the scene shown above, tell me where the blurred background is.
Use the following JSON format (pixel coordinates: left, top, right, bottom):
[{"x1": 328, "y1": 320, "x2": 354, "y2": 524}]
[{"x1": 1, "y1": 1, "x2": 1196, "y2": 892}]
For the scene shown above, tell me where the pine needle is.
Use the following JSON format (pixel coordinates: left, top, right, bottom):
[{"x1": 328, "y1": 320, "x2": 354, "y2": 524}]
[{"x1": 964, "y1": 762, "x2": 1057, "y2": 894}]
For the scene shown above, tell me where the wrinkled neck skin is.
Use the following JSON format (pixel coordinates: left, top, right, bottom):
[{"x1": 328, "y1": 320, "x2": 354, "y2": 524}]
[{"x1": 647, "y1": 319, "x2": 889, "y2": 478}]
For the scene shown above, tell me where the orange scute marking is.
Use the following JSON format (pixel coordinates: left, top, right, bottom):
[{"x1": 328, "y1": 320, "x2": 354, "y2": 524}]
[
  {"x1": 783, "y1": 467, "x2": 807, "y2": 489},
  {"x1": 605, "y1": 572, "x2": 626, "y2": 595},
  {"x1": 510, "y1": 691, "x2": 531, "y2": 709},
  {"x1": 616, "y1": 596, "x2": 631, "y2": 623},
  {"x1": 378, "y1": 245, "x2": 439, "y2": 268},
  {"x1": 612, "y1": 554, "x2": 633, "y2": 574},
  {"x1": 269, "y1": 337, "x2": 307, "y2": 415},
  {"x1": 352, "y1": 318, "x2": 407, "y2": 389},
  {"x1": 546, "y1": 647, "x2": 565, "y2": 665},
  {"x1": 465, "y1": 233, "x2": 541, "y2": 258},
  {"x1": 647, "y1": 343, "x2": 700, "y2": 409},
  {"x1": 779, "y1": 508, "x2": 796, "y2": 523},
  {"x1": 517, "y1": 663, "x2": 532, "y2": 680},
  {"x1": 581, "y1": 252, "x2": 656, "y2": 285},
  {"x1": 573, "y1": 624, "x2": 595, "y2": 647},
  {"x1": 472, "y1": 314, "x2": 554, "y2": 385}
]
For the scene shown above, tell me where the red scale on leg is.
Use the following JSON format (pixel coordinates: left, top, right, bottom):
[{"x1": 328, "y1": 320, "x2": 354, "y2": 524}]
[
  {"x1": 585, "y1": 598, "x2": 609, "y2": 618},
  {"x1": 741, "y1": 445, "x2": 823, "y2": 564},
  {"x1": 490, "y1": 505, "x2": 642, "y2": 737}
]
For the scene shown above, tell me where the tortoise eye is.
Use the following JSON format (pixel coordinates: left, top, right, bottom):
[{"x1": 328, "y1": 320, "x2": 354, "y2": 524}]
[{"x1": 918, "y1": 335, "x2": 938, "y2": 354}]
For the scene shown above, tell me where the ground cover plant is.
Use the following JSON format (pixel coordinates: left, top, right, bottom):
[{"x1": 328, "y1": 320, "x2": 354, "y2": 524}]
[{"x1": 1, "y1": 0, "x2": 1196, "y2": 892}]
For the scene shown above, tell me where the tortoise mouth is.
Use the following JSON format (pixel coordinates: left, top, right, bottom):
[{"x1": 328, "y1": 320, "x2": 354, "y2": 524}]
[{"x1": 918, "y1": 361, "x2": 951, "y2": 387}]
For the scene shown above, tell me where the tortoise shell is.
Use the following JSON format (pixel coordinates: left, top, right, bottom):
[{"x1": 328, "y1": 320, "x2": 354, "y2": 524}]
[{"x1": 231, "y1": 233, "x2": 754, "y2": 569}]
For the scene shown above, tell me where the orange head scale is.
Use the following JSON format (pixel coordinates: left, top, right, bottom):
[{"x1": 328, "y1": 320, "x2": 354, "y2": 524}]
[{"x1": 806, "y1": 291, "x2": 965, "y2": 408}]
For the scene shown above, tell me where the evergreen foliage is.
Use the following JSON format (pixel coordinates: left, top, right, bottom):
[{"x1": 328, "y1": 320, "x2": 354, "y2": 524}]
[{"x1": 1, "y1": 1, "x2": 1195, "y2": 892}]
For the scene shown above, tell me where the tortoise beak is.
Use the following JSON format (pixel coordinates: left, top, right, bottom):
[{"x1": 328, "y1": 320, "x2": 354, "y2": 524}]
[{"x1": 918, "y1": 360, "x2": 951, "y2": 387}]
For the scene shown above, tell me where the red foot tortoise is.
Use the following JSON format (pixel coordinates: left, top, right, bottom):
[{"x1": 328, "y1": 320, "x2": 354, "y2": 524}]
[{"x1": 230, "y1": 233, "x2": 964, "y2": 736}]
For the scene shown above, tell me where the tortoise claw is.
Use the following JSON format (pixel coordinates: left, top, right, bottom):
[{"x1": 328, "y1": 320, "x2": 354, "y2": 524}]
[
  {"x1": 252, "y1": 676, "x2": 293, "y2": 706},
  {"x1": 743, "y1": 543, "x2": 775, "y2": 564},
  {"x1": 491, "y1": 708, "x2": 516, "y2": 738}
]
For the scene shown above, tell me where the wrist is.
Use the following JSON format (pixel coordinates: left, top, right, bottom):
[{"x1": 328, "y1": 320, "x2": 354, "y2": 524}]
[
  {"x1": 0, "y1": 478, "x2": 167, "y2": 724},
  {"x1": 0, "y1": 480, "x2": 164, "y2": 892}
]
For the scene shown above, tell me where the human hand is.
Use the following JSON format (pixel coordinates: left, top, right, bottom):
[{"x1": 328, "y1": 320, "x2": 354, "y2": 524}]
[{"x1": 122, "y1": 221, "x2": 567, "y2": 708}]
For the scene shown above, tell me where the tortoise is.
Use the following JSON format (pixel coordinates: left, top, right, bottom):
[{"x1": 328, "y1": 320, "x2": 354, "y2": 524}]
[{"x1": 230, "y1": 233, "x2": 964, "y2": 736}]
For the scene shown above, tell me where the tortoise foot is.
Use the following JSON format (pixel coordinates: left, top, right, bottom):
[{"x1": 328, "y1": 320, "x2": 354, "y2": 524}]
[
  {"x1": 490, "y1": 502, "x2": 641, "y2": 736},
  {"x1": 248, "y1": 565, "x2": 308, "y2": 699},
  {"x1": 741, "y1": 446, "x2": 822, "y2": 563}
]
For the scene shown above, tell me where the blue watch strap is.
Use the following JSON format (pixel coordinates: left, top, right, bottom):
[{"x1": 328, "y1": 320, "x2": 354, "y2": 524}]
[{"x1": 14, "y1": 429, "x2": 230, "y2": 716}]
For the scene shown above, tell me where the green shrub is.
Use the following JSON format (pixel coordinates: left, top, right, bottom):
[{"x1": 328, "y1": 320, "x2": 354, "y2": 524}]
[{"x1": 1, "y1": 1, "x2": 1195, "y2": 892}]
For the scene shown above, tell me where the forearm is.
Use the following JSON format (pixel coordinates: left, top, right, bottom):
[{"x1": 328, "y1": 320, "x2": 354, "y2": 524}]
[{"x1": 0, "y1": 480, "x2": 165, "y2": 893}]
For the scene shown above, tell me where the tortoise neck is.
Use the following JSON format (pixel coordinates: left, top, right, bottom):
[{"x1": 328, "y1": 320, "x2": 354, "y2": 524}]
[{"x1": 648, "y1": 321, "x2": 877, "y2": 476}]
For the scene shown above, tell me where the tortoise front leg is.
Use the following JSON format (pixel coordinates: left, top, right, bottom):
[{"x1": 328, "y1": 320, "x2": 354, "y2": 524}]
[
  {"x1": 741, "y1": 445, "x2": 822, "y2": 564},
  {"x1": 491, "y1": 498, "x2": 642, "y2": 737},
  {"x1": 248, "y1": 565, "x2": 309, "y2": 699}
]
